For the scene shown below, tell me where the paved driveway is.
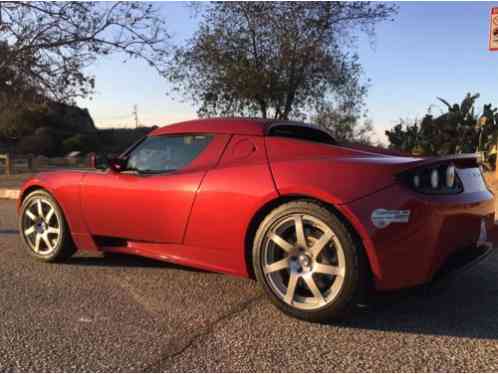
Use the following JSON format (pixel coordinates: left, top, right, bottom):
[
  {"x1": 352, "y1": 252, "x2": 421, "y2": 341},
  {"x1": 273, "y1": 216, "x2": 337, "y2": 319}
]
[{"x1": 2, "y1": 199, "x2": 498, "y2": 371}]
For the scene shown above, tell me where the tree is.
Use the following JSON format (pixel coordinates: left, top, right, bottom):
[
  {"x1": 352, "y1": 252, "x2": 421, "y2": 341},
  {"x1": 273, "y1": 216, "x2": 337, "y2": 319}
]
[
  {"x1": 0, "y1": 2, "x2": 170, "y2": 107},
  {"x1": 62, "y1": 133, "x2": 101, "y2": 155},
  {"x1": 312, "y1": 104, "x2": 374, "y2": 144},
  {"x1": 16, "y1": 127, "x2": 58, "y2": 157},
  {"x1": 168, "y1": 2, "x2": 397, "y2": 119}
]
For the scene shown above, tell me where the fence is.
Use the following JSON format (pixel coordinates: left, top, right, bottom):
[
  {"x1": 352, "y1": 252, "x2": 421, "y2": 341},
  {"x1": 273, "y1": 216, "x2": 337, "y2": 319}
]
[{"x1": 0, "y1": 153, "x2": 94, "y2": 175}]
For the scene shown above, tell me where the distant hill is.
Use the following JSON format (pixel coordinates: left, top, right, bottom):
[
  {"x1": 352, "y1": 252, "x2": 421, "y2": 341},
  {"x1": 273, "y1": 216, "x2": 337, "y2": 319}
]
[
  {"x1": 48, "y1": 102, "x2": 97, "y2": 135},
  {"x1": 96, "y1": 126, "x2": 157, "y2": 155},
  {"x1": 0, "y1": 101, "x2": 156, "y2": 157}
]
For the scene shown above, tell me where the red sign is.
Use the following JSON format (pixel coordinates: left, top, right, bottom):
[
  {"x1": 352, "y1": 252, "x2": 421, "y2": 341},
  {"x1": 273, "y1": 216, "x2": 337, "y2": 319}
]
[{"x1": 490, "y1": 7, "x2": 498, "y2": 51}]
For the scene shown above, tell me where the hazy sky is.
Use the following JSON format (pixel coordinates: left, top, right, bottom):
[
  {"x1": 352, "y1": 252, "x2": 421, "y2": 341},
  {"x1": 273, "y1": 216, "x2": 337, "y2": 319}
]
[{"x1": 77, "y1": 2, "x2": 498, "y2": 143}]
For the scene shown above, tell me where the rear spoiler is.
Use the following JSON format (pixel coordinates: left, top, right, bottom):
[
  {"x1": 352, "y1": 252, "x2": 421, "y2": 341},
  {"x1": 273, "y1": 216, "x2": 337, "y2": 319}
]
[
  {"x1": 399, "y1": 153, "x2": 480, "y2": 172},
  {"x1": 338, "y1": 142, "x2": 414, "y2": 157}
]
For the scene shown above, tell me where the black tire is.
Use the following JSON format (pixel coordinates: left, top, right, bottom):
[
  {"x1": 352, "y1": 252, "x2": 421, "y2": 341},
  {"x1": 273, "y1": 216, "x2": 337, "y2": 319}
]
[
  {"x1": 19, "y1": 189, "x2": 77, "y2": 262},
  {"x1": 252, "y1": 200, "x2": 367, "y2": 322}
]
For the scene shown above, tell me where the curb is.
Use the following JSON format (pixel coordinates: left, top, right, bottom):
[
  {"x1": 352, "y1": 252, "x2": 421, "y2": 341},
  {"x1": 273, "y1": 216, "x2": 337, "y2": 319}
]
[{"x1": 0, "y1": 189, "x2": 20, "y2": 200}]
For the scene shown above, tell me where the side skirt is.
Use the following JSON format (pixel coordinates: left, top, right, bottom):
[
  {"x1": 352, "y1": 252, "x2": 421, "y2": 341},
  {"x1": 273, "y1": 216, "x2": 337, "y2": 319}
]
[{"x1": 100, "y1": 240, "x2": 249, "y2": 278}]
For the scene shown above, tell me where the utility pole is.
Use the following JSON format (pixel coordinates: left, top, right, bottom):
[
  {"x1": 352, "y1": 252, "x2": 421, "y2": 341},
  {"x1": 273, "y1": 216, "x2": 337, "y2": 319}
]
[{"x1": 132, "y1": 105, "x2": 139, "y2": 128}]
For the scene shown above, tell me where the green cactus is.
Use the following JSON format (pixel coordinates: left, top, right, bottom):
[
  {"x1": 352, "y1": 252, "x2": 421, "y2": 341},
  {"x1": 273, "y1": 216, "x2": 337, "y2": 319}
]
[{"x1": 386, "y1": 93, "x2": 498, "y2": 170}]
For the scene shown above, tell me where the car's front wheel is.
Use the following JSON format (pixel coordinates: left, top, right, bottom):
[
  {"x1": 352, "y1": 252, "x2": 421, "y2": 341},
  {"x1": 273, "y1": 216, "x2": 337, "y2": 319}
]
[
  {"x1": 253, "y1": 200, "x2": 366, "y2": 322},
  {"x1": 19, "y1": 190, "x2": 76, "y2": 262}
]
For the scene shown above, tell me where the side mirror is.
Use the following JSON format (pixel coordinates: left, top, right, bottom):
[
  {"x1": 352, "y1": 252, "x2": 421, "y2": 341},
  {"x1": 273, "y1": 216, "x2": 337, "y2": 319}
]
[
  {"x1": 88, "y1": 153, "x2": 116, "y2": 171},
  {"x1": 108, "y1": 157, "x2": 128, "y2": 172}
]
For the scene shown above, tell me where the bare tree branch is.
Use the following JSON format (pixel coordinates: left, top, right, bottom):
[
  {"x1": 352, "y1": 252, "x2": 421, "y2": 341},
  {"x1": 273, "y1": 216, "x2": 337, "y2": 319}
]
[{"x1": 0, "y1": 1, "x2": 170, "y2": 106}]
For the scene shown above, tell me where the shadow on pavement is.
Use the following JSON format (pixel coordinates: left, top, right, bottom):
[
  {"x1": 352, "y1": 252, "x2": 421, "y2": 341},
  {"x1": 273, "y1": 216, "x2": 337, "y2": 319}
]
[
  {"x1": 66, "y1": 251, "x2": 498, "y2": 341},
  {"x1": 330, "y1": 264, "x2": 498, "y2": 340},
  {"x1": 0, "y1": 229, "x2": 19, "y2": 235},
  {"x1": 64, "y1": 252, "x2": 208, "y2": 273}
]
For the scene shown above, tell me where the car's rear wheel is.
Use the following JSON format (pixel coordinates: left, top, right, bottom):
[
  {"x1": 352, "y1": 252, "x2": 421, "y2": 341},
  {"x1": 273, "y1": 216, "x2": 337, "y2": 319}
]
[
  {"x1": 19, "y1": 190, "x2": 76, "y2": 262},
  {"x1": 253, "y1": 200, "x2": 366, "y2": 322}
]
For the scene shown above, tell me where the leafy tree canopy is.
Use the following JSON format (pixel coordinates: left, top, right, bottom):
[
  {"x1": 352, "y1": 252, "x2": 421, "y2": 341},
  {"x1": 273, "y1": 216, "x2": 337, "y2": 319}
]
[
  {"x1": 312, "y1": 103, "x2": 374, "y2": 144},
  {"x1": 167, "y1": 2, "x2": 397, "y2": 120}
]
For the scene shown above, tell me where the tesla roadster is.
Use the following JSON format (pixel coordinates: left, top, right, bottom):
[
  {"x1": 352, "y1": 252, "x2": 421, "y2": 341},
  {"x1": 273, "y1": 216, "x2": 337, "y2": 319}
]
[{"x1": 17, "y1": 118, "x2": 495, "y2": 321}]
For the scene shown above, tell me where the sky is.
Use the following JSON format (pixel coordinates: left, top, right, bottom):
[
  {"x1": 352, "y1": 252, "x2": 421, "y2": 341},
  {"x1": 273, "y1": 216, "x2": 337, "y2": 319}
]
[{"x1": 77, "y1": 2, "x2": 498, "y2": 144}]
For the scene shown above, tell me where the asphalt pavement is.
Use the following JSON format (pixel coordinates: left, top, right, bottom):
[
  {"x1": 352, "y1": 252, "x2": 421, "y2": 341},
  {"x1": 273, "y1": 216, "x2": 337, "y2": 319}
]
[{"x1": 2, "y1": 198, "x2": 498, "y2": 371}]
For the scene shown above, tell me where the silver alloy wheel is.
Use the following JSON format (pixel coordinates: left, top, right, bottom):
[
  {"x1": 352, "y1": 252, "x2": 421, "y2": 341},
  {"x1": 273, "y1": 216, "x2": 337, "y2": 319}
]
[
  {"x1": 22, "y1": 198, "x2": 61, "y2": 255},
  {"x1": 262, "y1": 214, "x2": 346, "y2": 311}
]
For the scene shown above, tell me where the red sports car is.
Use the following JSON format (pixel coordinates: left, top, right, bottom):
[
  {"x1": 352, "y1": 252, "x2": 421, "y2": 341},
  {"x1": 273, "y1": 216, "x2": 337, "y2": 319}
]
[{"x1": 17, "y1": 118, "x2": 495, "y2": 322}]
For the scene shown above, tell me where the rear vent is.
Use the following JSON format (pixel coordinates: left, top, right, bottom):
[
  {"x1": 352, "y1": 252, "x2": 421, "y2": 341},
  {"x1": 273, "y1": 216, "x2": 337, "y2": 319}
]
[{"x1": 268, "y1": 124, "x2": 336, "y2": 145}]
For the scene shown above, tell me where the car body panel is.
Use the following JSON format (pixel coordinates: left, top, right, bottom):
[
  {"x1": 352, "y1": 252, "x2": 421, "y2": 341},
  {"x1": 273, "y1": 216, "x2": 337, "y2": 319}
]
[
  {"x1": 80, "y1": 170, "x2": 204, "y2": 243},
  {"x1": 150, "y1": 118, "x2": 271, "y2": 137},
  {"x1": 345, "y1": 180, "x2": 494, "y2": 290},
  {"x1": 18, "y1": 171, "x2": 86, "y2": 234},
  {"x1": 16, "y1": 118, "x2": 496, "y2": 290},
  {"x1": 183, "y1": 135, "x2": 279, "y2": 276},
  {"x1": 79, "y1": 134, "x2": 230, "y2": 244},
  {"x1": 101, "y1": 241, "x2": 245, "y2": 276},
  {"x1": 17, "y1": 171, "x2": 100, "y2": 253},
  {"x1": 266, "y1": 137, "x2": 421, "y2": 204}
]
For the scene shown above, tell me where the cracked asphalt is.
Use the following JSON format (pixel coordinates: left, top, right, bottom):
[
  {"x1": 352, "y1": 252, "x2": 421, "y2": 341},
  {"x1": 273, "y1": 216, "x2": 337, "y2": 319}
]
[{"x1": 3, "y1": 198, "x2": 498, "y2": 371}]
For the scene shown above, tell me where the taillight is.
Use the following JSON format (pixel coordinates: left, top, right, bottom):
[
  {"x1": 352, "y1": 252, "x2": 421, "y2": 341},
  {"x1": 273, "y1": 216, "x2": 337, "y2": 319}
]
[
  {"x1": 398, "y1": 163, "x2": 463, "y2": 194},
  {"x1": 446, "y1": 165, "x2": 456, "y2": 188}
]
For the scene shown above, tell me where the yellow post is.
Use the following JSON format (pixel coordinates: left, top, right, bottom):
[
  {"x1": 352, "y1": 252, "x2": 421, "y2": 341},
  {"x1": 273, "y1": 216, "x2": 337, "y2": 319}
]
[{"x1": 5, "y1": 153, "x2": 13, "y2": 176}]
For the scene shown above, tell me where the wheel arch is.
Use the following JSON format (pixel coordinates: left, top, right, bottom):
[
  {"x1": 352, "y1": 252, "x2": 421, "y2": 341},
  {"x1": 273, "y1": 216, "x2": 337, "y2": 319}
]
[
  {"x1": 18, "y1": 184, "x2": 78, "y2": 261},
  {"x1": 20, "y1": 185, "x2": 46, "y2": 202},
  {"x1": 17, "y1": 184, "x2": 51, "y2": 213},
  {"x1": 244, "y1": 194, "x2": 379, "y2": 284}
]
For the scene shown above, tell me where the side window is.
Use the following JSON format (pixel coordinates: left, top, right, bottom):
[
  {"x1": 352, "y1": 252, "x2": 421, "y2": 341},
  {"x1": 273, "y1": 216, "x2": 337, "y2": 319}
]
[{"x1": 126, "y1": 134, "x2": 213, "y2": 173}]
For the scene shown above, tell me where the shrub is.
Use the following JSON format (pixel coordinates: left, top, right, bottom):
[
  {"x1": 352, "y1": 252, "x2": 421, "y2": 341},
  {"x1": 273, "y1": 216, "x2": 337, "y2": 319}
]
[
  {"x1": 16, "y1": 132, "x2": 57, "y2": 156},
  {"x1": 386, "y1": 93, "x2": 498, "y2": 169}
]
